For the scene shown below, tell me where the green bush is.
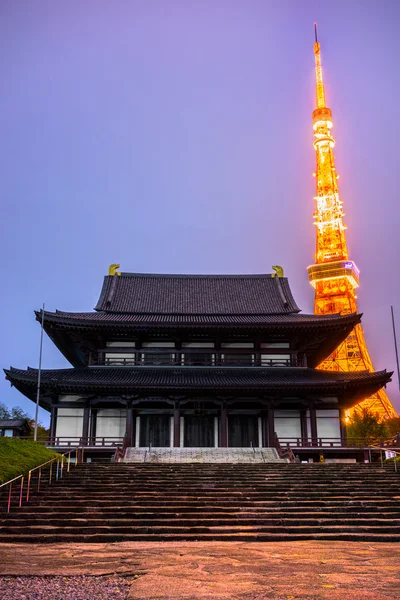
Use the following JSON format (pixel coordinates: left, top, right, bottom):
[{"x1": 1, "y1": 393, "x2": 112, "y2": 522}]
[
  {"x1": 346, "y1": 407, "x2": 390, "y2": 447},
  {"x1": 384, "y1": 455, "x2": 400, "y2": 463},
  {"x1": 0, "y1": 438, "x2": 62, "y2": 484}
]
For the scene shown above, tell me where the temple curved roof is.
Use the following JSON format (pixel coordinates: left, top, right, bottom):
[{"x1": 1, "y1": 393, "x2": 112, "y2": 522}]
[
  {"x1": 4, "y1": 366, "x2": 392, "y2": 410},
  {"x1": 31, "y1": 272, "x2": 363, "y2": 368},
  {"x1": 37, "y1": 309, "x2": 360, "y2": 328}
]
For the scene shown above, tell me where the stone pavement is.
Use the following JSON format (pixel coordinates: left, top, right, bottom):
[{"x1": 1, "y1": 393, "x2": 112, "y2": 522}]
[
  {"x1": 1, "y1": 541, "x2": 400, "y2": 599},
  {"x1": 123, "y1": 447, "x2": 284, "y2": 463}
]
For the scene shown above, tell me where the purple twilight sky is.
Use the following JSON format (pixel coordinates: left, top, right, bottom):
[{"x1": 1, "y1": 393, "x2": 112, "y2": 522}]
[{"x1": 1, "y1": 0, "x2": 400, "y2": 425}]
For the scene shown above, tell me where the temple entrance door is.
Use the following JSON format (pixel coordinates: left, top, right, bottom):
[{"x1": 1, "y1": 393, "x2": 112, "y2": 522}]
[
  {"x1": 228, "y1": 415, "x2": 259, "y2": 447},
  {"x1": 139, "y1": 415, "x2": 170, "y2": 447},
  {"x1": 184, "y1": 415, "x2": 214, "y2": 447}
]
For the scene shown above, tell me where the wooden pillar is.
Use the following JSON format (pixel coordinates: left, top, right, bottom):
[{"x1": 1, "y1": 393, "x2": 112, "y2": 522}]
[
  {"x1": 339, "y1": 407, "x2": 347, "y2": 446},
  {"x1": 267, "y1": 406, "x2": 275, "y2": 447},
  {"x1": 220, "y1": 404, "x2": 228, "y2": 447},
  {"x1": 89, "y1": 408, "x2": 97, "y2": 445},
  {"x1": 309, "y1": 404, "x2": 318, "y2": 445},
  {"x1": 126, "y1": 403, "x2": 134, "y2": 447},
  {"x1": 49, "y1": 405, "x2": 57, "y2": 443},
  {"x1": 300, "y1": 409, "x2": 308, "y2": 446},
  {"x1": 173, "y1": 402, "x2": 181, "y2": 447},
  {"x1": 261, "y1": 409, "x2": 269, "y2": 447},
  {"x1": 82, "y1": 405, "x2": 90, "y2": 446}
]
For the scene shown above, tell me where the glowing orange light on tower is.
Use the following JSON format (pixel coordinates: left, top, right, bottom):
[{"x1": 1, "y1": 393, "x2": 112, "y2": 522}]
[{"x1": 307, "y1": 25, "x2": 397, "y2": 419}]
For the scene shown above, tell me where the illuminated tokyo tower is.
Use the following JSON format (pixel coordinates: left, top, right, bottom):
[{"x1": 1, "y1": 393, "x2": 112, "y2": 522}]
[{"x1": 307, "y1": 25, "x2": 397, "y2": 418}]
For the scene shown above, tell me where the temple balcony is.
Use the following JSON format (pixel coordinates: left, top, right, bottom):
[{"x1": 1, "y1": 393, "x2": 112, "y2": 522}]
[{"x1": 94, "y1": 348, "x2": 295, "y2": 368}]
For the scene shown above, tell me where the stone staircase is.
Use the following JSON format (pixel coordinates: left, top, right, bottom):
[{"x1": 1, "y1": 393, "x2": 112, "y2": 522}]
[{"x1": 1, "y1": 462, "x2": 400, "y2": 542}]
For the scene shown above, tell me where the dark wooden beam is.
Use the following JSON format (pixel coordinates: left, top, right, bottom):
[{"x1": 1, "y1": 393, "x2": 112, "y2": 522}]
[
  {"x1": 309, "y1": 403, "x2": 318, "y2": 445},
  {"x1": 89, "y1": 408, "x2": 97, "y2": 444},
  {"x1": 261, "y1": 408, "x2": 269, "y2": 447},
  {"x1": 49, "y1": 404, "x2": 57, "y2": 443},
  {"x1": 220, "y1": 403, "x2": 228, "y2": 447},
  {"x1": 82, "y1": 405, "x2": 90, "y2": 445},
  {"x1": 126, "y1": 402, "x2": 134, "y2": 447},
  {"x1": 267, "y1": 405, "x2": 275, "y2": 447},
  {"x1": 173, "y1": 401, "x2": 181, "y2": 448},
  {"x1": 300, "y1": 409, "x2": 308, "y2": 445}
]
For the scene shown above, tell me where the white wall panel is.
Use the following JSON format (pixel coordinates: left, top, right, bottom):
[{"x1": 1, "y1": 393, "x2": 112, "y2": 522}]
[
  {"x1": 317, "y1": 416, "x2": 341, "y2": 438},
  {"x1": 56, "y1": 408, "x2": 84, "y2": 440},
  {"x1": 96, "y1": 409, "x2": 127, "y2": 441},
  {"x1": 274, "y1": 413, "x2": 301, "y2": 438}
]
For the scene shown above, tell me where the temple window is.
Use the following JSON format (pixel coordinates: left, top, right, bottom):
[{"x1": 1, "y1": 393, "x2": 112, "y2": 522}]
[
  {"x1": 141, "y1": 342, "x2": 176, "y2": 366},
  {"x1": 221, "y1": 342, "x2": 254, "y2": 366},
  {"x1": 181, "y1": 342, "x2": 215, "y2": 366},
  {"x1": 260, "y1": 342, "x2": 291, "y2": 366},
  {"x1": 105, "y1": 341, "x2": 136, "y2": 366}
]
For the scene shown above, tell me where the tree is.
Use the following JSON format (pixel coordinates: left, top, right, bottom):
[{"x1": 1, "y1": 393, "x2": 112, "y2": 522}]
[
  {"x1": 0, "y1": 403, "x2": 31, "y2": 420},
  {"x1": 0, "y1": 402, "x2": 11, "y2": 419},
  {"x1": 347, "y1": 407, "x2": 390, "y2": 447},
  {"x1": 27, "y1": 421, "x2": 49, "y2": 439},
  {"x1": 11, "y1": 406, "x2": 31, "y2": 420},
  {"x1": 385, "y1": 417, "x2": 400, "y2": 438}
]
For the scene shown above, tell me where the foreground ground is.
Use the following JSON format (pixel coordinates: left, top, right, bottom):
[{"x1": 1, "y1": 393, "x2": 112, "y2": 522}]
[{"x1": 0, "y1": 541, "x2": 399, "y2": 599}]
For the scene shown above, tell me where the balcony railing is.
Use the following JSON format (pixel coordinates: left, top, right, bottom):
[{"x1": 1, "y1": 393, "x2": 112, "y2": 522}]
[
  {"x1": 95, "y1": 348, "x2": 294, "y2": 368},
  {"x1": 21, "y1": 436, "x2": 125, "y2": 448},
  {"x1": 278, "y1": 437, "x2": 400, "y2": 449},
  {"x1": 16, "y1": 435, "x2": 400, "y2": 451}
]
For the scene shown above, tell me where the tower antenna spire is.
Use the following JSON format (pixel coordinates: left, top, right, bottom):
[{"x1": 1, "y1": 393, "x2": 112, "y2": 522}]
[{"x1": 313, "y1": 24, "x2": 326, "y2": 108}]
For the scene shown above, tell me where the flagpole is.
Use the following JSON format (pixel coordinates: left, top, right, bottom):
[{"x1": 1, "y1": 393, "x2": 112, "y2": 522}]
[
  {"x1": 34, "y1": 303, "x2": 45, "y2": 442},
  {"x1": 391, "y1": 305, "x2": 400, "y2": 394}
]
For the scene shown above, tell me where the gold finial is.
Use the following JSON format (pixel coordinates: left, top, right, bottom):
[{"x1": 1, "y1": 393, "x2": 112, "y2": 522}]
[
  {"x1": 108, "y1": 263, "x2": 121, "y2": 276},
  {"x1": 272, "y1": 265, "x2": 284, "y2": 278}
]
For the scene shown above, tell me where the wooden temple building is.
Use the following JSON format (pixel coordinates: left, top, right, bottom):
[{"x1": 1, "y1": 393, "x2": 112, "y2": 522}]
[{"x1": 4, "y1": 270, "x2": 392, "y2": 461}]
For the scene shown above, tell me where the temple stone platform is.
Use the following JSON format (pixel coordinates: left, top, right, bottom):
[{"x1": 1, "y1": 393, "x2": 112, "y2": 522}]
[{"x1": 123, "y1": 447, "x2": 285, "y2": 463}]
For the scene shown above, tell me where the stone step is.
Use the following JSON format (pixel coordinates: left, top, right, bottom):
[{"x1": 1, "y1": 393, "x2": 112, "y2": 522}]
[
  {"x1": 31, "y1": 494, "x2": 400, "y2": 503},
  {"x1": 1, "y1": 532, "x2": 400, "y2": 544},
  {"x1": 32, "y1": 498, "x2": 400, "y2": 507},
  {"x1": 14, "y1": 505, "x2": 400, "y2": 514},
  {"x1": 22, "y1": 486, "x2": 398, "y2": 495},
  {"x1": 3, "y1": 523, "x2": 400, "y2": 534},
  {"x1": 30, "y1": 482, "x2": 400, "y2": 489},
  {"x1": 4, "y1": 517, "x2": 400, "y2": 527}
]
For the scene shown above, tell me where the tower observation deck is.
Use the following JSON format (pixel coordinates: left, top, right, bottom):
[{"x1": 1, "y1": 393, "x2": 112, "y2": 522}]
[{"x1": 307, "y1": 25, "x2": 397, "y2": 419}]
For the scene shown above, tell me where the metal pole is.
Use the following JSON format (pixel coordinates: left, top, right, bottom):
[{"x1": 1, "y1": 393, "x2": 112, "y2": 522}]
[
  {"x1": 391, "y1": 306, "x2": 400, "y2": 393},
  {"x1": 34, "y1": 303, "x2": 45, "y2": 442}
]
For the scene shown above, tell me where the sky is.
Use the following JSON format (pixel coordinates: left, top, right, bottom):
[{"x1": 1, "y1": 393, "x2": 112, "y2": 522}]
[{"x1": 1, "y1": 0, "x2": 400, "y2": 425}]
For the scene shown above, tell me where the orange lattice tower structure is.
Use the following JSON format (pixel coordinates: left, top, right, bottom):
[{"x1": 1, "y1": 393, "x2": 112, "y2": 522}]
[{"x1": 307, "y1": 25, "x2": 397, "y2": 419}]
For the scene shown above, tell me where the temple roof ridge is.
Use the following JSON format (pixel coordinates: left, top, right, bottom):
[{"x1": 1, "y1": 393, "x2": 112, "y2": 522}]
[{"x1": 119, "y1": 272, "x2": 277, "y2": 279}]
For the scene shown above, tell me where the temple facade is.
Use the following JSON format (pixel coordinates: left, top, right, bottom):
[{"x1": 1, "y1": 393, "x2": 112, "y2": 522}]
[{"x1": 4, "y1": 270, "x2": 391, "y2": 460}]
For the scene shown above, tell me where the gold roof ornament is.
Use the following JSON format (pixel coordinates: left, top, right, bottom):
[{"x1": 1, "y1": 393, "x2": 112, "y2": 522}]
[
  {"x1": 108, "y1": 264, "x2": 121, "y2": 276},
  {"x1": 272, "y1": 265, "x2": 284, "y2": 278}
]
